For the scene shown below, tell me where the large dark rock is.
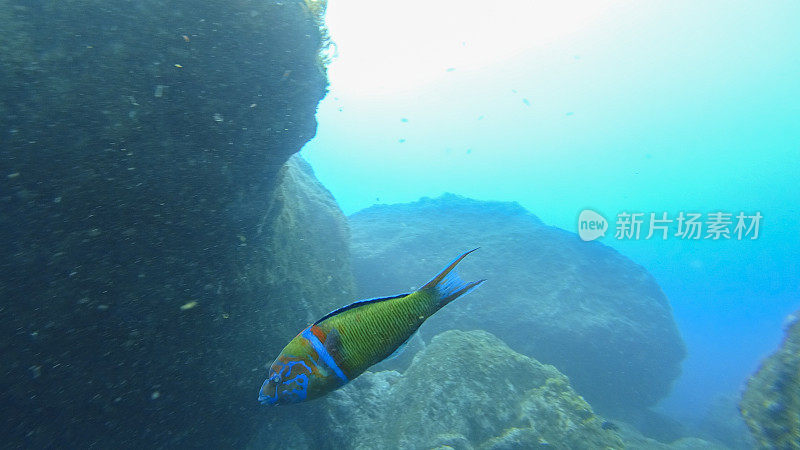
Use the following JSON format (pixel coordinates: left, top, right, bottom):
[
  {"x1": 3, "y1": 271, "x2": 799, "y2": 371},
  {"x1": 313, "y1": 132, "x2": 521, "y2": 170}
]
[
  {"x1": 0, "y1": 1, "x2": 350, "y2": 447},
  {"x1": 740, "y1": 310, "x2": 800, "y2": 449},
  {"x1": 348, "y1": 194, "x2": 686, "y2": 413}
]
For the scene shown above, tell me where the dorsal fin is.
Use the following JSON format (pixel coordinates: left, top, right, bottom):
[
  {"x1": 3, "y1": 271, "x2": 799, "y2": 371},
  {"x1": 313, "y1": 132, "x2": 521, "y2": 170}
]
[
  {"x1": 313, "y1": 249, "x2": 483, "y2": 325},
  {"x1": 314, "y1": 293, "x2": 410, "y2": 325}
]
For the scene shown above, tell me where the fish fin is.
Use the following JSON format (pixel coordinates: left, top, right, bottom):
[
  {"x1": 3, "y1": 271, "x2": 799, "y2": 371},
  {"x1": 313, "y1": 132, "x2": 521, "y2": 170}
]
[
  {"x1": 386, "y1": 339, "x2": 409, "y2": 361},
  {"x1": 385, "y1": 331, "x2": 418, "y2": 361},
  {"x1": 422, "y1": 248, "x2": 485, "y2": 307},
  {"x1": 314, "y1": 249, "x2": 483, "y2": 324},
  {"x1": 314, "y1": 293, "x2": 410, "y2": 325}
]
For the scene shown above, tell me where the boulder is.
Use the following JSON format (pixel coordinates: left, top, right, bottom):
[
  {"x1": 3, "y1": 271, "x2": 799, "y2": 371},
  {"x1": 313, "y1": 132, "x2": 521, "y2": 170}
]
[
  {"x1": 348, "y1": 194, "x2": 686, "y2": 412},
  {"x1": 740, "y1": 310, "x2": 800, "y2": 449},
  {"x1": 322, "y1": 330, "x2": 625, "y2": 449},
  {"x1": 0, "y1": 0, "x2": 347, "y2": 446}
]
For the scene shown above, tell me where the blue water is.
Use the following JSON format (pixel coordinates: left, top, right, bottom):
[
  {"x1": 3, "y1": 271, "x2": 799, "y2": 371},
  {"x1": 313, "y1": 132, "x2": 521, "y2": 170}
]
[{"x1": 302, "y1": 0, "x2": 800, "y2": 420}]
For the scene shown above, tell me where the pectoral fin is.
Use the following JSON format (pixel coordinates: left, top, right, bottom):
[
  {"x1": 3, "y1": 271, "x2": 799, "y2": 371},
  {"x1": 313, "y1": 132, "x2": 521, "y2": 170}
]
[
  {"x1": 325, "y1": 327, "x2": 342, "y2": 357},
  {"x1": 386, "y1": 332, "x2": 417, "y2": 360}
]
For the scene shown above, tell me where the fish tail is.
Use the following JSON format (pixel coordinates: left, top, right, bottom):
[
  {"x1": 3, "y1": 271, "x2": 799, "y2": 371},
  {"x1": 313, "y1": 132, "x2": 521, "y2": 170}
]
[{"x1": 421, "y1": 248, "x2": 485, "y2": 307}]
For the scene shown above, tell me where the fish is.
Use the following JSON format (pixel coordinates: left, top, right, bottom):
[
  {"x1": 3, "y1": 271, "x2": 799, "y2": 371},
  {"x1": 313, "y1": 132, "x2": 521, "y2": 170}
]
[{"x1": 258, "y1": 248, "x2": 484, "y2": 405}]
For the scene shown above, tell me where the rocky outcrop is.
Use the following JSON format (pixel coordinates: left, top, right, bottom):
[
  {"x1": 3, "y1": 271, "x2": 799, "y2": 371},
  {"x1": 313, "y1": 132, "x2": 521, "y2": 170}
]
[
  {"x1": 348, "y1": 194, "x2": 686, "y2": 413},
  {"x1": 323, "y1": 330, "x2": 624, "y2": 449},
  {"x1": 248, "y1": 330, "x2": 718, "y2": 449},
  {"x1": 615, "y1": 421, "x2": 728, "y2": 450},
  {"x1": 740, "y1": 311, "x2": 800, "y2": 449},
  {"x1": 0, "y1": 1, "x2": 347, "y2": 447}
]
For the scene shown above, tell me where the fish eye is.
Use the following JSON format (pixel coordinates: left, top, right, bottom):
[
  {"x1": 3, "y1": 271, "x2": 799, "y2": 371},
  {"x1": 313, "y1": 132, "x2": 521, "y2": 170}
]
[{"x1": 269, "y1": 373, "x2": 281, "y2": 383}]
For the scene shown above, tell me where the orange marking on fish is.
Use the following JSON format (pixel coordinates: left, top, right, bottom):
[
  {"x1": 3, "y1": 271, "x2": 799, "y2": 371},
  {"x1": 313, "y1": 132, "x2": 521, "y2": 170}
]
[{"x1": 309, "y1": 324, "x2": 326, "y2": 342}]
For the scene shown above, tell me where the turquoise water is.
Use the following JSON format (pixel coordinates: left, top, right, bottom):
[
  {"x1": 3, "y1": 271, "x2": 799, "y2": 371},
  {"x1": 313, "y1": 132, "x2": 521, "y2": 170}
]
[
  {"x1": 4, "y1": 0, "x2": 798, "y2": 446},
  {"x1": 302, "y1": 0, "x2": 800, "y2": 420}
]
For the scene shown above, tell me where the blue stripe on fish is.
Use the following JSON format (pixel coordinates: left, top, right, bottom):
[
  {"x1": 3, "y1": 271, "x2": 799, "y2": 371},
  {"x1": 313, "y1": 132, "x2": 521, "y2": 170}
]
[{"x1": 302, "y1": 327, "x2": 349, "y2": 384}]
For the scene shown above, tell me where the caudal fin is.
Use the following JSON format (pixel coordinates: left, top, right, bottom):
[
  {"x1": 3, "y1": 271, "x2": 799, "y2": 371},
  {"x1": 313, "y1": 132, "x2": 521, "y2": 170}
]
[{"x1": 421, "y1": 248, "x2": 485, "y2": 307}]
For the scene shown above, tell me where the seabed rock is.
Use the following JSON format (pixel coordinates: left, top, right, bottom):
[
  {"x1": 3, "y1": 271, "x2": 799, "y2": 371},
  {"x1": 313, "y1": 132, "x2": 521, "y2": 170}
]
[
  {"x1": 740, "y1": 310, "x2": 800, "y2": 449},
  {"x1": 323, "y1": 330, "x2": 625, "y2": 450}
]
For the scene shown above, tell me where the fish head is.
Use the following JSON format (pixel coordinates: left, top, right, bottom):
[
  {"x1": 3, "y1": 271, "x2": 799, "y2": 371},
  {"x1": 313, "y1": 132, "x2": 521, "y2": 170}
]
[
  {"x1": 259, "y1": 326, "x2": 347, "y2": 405},
  {"x1": 258, "y1": 355, "x2": 313, "y2": 406}
]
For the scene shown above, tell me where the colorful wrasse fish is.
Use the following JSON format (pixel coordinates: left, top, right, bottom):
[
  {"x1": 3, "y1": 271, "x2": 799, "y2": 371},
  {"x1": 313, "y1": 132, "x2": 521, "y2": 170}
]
[{"x1": 258, "y1": 248, "x2": 484, "y2": 405}]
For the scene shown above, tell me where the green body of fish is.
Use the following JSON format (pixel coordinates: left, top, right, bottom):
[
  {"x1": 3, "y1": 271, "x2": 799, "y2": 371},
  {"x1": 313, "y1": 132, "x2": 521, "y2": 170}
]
[{"x1": 258, "y1": 249, "x2": 484, "y2": 405}]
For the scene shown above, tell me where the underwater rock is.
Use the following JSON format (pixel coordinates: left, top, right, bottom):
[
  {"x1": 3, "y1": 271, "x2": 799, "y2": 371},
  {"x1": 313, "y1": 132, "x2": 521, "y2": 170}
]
[
  {"x1": 697, "y1": 394, "x2": 755, "y2": 449},
  {"x1": 740, "y1": 309, "x2": 800, "y2": 449},
  {"x1": 0, "y1": 0, "x2": 341, "y2": 445},
  {"x1": 614, "y1": 421, "x2": 728, "y2": 450},
  {"x1": 323, "y1": 330, "x2": 625, "y2": 449},
  {"x1": 348, "y1": 194, "x2": 686, "y2": 413},
  {"x1": 611, "y1": 408, "x2": 689, "y2": 444}
]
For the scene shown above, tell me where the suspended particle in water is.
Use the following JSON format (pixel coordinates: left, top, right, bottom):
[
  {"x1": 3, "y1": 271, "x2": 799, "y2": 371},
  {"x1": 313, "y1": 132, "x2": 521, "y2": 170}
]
[{"x1": 180, "y1": 301, "x2": 198, "y2": 310}]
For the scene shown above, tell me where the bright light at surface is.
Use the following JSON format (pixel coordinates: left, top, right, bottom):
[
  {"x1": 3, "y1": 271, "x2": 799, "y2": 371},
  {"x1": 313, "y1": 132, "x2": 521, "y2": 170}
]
[{"x1": 325, "y1": 0, "x2": 615, "y2": 95}]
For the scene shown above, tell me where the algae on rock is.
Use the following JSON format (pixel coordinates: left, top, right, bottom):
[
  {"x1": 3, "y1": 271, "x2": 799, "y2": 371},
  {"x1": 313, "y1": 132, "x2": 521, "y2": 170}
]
[
  {"x1": 254, "y1": 156, "x2": 356, "y2": 336},
  {"x1": 740, "y1": 311, "x2": 800, "y2": 449},
  {"x1": 322, "y1": 330, "x2": 625, "y2": 449},
  {"x1": 0, "y1": 1, "x2": 343, "y2": 447}
]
